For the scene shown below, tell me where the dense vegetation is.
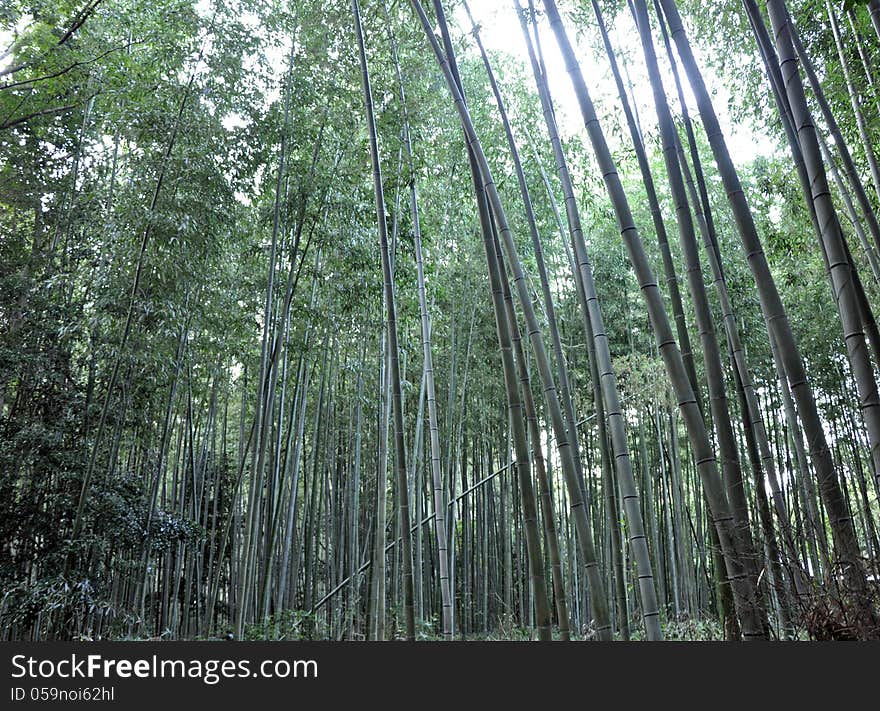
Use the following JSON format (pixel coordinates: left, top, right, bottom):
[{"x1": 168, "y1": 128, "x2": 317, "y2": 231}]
[{"x1": 2, "y1": 0, "x2": 880, "y2": 641}]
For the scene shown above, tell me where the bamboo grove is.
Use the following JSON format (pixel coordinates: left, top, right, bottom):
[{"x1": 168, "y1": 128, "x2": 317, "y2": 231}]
[{"x1": 3, "y1": 0, "x2": 880, "y2": 642}]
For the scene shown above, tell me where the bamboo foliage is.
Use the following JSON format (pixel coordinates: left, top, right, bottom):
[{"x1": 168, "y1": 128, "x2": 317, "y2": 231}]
[{"x1": 2, "y1": 0, "x2": 880, "y2": 643}]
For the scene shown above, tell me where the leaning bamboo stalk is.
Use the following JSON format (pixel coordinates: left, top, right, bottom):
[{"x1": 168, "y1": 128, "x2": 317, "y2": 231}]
[
  {"x1": 353, "y1": 0, "x2": 416, "y2": 641},
  {"x1": 413, "y1": 0, "x2": 613, "y2": 639}
]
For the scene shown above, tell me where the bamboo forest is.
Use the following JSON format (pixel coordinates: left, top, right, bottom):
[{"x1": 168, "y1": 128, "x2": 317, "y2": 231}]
[{"x1": 6, "y1": 0, "x2": 880, "y2": 644}]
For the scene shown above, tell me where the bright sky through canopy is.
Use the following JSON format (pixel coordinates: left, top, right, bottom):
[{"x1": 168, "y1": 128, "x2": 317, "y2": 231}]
[{"x1": 454, "y1": 0, "x2": 776, "y2": 167}]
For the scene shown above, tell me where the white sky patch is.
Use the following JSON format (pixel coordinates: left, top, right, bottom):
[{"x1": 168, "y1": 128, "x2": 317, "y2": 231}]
[
  {"x1": 222, "y1": 112, "x2": 248, "y2": 131},
  {"x1": 0, "y1": 14, "x2": 33, "y2": 72}
]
